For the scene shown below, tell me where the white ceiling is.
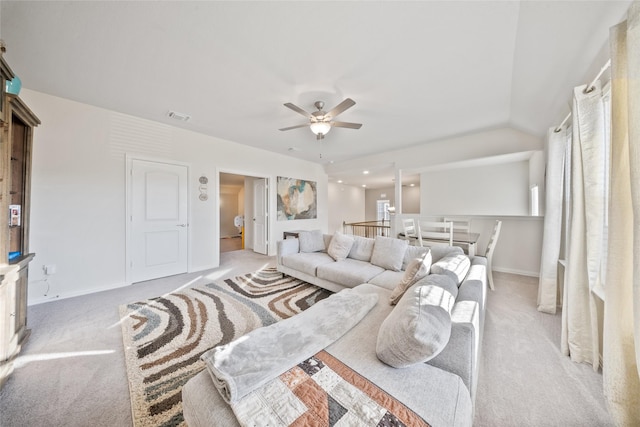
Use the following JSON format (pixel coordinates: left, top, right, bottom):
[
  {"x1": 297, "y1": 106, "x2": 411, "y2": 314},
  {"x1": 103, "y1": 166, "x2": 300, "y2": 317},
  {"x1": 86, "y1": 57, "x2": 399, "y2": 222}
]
[{"x1": 0, "y1": 1, "x2": 631, "y2": 188}]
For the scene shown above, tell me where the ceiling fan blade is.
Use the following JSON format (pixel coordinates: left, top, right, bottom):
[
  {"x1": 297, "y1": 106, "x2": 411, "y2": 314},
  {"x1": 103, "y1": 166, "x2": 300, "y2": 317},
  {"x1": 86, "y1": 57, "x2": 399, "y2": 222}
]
[
  {"x1": 279, "y1": 123, "x2": 309, "y2": 131},
  {"x1": 331, "y1": 121, "x2": 362, "y2": 129},
  {"x1": 325, "y1": 98, "x2": 356, "y2": 119},
  {"x1": 283, "y1": 103, "x2": 313, "y2": 119}
]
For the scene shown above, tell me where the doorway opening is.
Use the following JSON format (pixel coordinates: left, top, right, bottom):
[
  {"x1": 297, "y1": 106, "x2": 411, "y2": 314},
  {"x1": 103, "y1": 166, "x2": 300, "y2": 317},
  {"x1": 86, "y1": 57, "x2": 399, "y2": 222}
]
[{"x1": 219, "y1": 172, "x2": 269, "y2": 255}]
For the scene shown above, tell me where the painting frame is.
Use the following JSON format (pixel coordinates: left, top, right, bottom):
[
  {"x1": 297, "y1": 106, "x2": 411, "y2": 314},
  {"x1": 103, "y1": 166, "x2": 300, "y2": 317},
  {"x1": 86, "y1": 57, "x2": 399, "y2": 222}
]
[{"x1": 277, "y1": 176, "x2": 317, "y2": 220}]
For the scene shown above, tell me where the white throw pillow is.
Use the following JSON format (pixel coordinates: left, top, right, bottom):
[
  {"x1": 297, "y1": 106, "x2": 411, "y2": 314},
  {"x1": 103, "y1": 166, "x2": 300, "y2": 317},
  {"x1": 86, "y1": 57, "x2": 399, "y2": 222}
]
[
  {"x1": 298, "y1": 230, "x2": 326, "y2": 253},
  {"x1": 327, "y1": 232, "x2": 355, "y2": 261},
  {"x1": 389, "y1": 250, "x2": 432, "y2": 305},
  {"x1": 377, "y1": 282, "x2": 455, "y2": 368},
  {"x1": 370, "y1": 236, "x2": 408, "y2": 272}
]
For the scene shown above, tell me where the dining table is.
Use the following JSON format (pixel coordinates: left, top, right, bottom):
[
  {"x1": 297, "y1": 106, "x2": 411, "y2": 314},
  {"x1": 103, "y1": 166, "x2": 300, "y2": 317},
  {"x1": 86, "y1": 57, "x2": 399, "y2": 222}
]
[{"x1": 398, "y1": 231, "x2": 481, "y2": 257}]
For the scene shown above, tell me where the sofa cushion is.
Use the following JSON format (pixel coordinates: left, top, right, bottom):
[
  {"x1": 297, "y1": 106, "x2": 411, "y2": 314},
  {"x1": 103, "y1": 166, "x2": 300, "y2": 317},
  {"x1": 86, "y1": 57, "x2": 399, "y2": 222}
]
[
  {"x1": 348, "y1": 236, "x2": 375, "y2": 262},
  {"x1": 327, "y1": 232, "x2": 355, "y2": 261},
  {"x1": 431, "y1": 253, "x2": 471, "y2": 286},
  {"x1": 367, "y1": 270, "x2": 404, "y2": 291},
  {"x1": 402, "y1": 245, "x2": 430, "y2": 270},
  {"x1": 370, "y1": 236, "x2": 408, "y2": 272},
  {"x1": 389, "y1": 250, "x2": 432, "y2": 305},
  {"x1": 426, "y1": 245, "x2": 464, "y2": 263},
  {"x1": 317, "y1": 258, "x2": 385, "y2": 288},
  {"x1": 376, "y1": 282, "x2": 456, "y2": 368},
  {"x1": 281, "y1": 252, "x2": 334, "y2": 276},
  {"x1": 298, "y1": 230, "x2": 326, "y2": 253},
  {"x1": 413, "y1": 273, "x2": 459, "y2": 300}
]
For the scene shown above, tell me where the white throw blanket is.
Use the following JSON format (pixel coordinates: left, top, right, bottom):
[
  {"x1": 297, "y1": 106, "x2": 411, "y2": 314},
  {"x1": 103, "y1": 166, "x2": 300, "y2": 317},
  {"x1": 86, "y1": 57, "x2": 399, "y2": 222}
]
[{"x1": 201, "y1": 287, "x2": 378, "y2": 404}]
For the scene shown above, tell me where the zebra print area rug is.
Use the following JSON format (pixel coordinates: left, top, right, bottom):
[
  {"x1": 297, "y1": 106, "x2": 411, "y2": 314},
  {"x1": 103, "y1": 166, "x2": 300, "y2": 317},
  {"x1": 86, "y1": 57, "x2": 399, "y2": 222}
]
[{"x1": 119, "y1": 268, "x2": 331, "y2": 427}]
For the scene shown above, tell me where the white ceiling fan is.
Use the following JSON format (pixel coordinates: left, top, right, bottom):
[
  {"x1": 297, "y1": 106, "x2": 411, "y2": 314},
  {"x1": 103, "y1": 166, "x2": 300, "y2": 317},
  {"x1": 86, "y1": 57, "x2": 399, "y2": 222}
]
[{"x1": 279, "y1": 98, "x2": 362, "y2": 140}]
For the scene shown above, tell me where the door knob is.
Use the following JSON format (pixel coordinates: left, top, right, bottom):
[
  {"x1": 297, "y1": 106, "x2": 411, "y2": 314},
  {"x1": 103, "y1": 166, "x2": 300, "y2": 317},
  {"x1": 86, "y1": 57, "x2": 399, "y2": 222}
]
[{"x1": 177, "y1": 224, "x2": 187, "y2": 227}]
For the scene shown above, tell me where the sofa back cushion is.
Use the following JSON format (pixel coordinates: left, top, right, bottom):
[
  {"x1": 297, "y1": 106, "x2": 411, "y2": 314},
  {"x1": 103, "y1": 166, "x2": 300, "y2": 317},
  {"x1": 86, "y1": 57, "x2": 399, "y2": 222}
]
[
  {"x1": 427, "y1": 245, "x2": 464, "y2": 263},
  {"x1": 370, "y1": 236, "x2": 408, "y2": 272},
  {"x1": 298, "y1": 230, "x2": 326, "y2": 253},
  {"x1": 431, "y1": 253, "x2": 471, "y2": 286},
  {"x1": 348, "y1": 236, "x2": 375, "y2": 262},
  {"x1": 327, "y1": 232, "x2": 355, "y2": 261},
  {"x1": 376, "y1": 280, "x2": 456, "y2": 368}
]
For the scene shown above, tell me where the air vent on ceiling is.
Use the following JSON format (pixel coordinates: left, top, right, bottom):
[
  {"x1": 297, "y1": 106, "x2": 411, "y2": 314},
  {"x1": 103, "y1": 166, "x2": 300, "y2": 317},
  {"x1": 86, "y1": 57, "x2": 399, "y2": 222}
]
[{"x1": 167, "y1": 111, "x2": 191, "y2": 122}]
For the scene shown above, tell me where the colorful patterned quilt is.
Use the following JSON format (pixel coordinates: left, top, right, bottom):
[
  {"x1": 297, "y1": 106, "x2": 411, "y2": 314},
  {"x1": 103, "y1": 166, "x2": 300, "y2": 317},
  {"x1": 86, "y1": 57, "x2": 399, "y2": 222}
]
[{"x1": 231, "y1": 350, "x2": 431, "y2": 427}]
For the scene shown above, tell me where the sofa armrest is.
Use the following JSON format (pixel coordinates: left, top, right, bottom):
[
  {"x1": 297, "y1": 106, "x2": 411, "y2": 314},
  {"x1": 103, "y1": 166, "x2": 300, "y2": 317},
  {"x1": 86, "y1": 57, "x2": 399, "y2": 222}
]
[
  {"x1": 428, "y1": 300, "x2": 479, "y2": 401},
  {"x1": 277, "y1": 238, "x2": 300, "y2": 264}
]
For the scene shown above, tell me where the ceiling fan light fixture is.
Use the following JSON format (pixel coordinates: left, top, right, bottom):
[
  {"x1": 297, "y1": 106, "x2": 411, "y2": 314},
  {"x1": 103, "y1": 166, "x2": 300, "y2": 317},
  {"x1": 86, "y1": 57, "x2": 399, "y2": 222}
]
[{"x1": 309, "y1": 121, "x2": 331, "y2": 136}]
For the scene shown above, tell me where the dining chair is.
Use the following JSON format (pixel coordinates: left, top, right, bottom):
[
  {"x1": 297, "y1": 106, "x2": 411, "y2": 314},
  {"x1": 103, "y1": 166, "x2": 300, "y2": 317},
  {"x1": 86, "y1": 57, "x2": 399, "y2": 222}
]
[
  {"x1": 485, "y1": 220, "x2": 502, "y2": 290},
  {"x1": 417, "y1": 220, "x2": 453, "y2": 247},
  {"x1": 444, "y1": 217, "x2": 471, "y2": 232},
  {"x1": 401, "y1": 218, "x2": 420, "y2": 245},
  {"x1": 444, "y1": 217, "x2": 471, "y2": 253}
]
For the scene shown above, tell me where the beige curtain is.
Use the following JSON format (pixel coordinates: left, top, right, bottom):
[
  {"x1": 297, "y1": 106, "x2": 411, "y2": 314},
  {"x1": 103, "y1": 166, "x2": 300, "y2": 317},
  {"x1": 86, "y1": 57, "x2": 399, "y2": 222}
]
[
  {"x1": 603, "y1": 2, "x2": 640, "y2": 424},
  {"x1": 561, "y1": 81, "x2": 606, "y2": 370},
  {"x1": 537, "y1": 127, "x2": 568, "y2": 314}
]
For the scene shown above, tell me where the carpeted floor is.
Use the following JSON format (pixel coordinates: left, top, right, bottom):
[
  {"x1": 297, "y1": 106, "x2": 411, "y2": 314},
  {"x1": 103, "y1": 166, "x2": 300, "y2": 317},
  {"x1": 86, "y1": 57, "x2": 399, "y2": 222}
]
[{"x1": 0, "y1": 251, "x2": 613, "y2": 426}]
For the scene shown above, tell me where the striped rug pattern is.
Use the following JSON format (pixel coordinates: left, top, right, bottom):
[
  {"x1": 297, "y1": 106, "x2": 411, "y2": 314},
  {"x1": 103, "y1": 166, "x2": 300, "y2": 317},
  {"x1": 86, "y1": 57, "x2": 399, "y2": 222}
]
[{"x1": 119, "y1": 268, "x2": 331, "y2": 427}]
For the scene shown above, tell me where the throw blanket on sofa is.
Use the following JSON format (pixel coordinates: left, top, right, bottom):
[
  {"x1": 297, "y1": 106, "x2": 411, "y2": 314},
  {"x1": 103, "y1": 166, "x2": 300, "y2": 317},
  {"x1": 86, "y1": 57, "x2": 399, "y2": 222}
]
[
  {"x1": 231, "y1": 350, "x2": 431, "y2": 427},
  {"x1": 201, "y1": 287, "x2": 378, "y2": 404}
]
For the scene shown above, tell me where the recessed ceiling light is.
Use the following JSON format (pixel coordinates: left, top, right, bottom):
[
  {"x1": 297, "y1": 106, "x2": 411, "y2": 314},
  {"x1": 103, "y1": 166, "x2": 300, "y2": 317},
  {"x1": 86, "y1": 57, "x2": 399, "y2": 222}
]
[
  {"x1": 362, "y1": 184, "x2": 367, "y2": 188},
  {"x1": 337, "y1": 180, "x2": 343, "y2": 184},
  {"x1": 410, "y1": 183, "x2": 415, "y2": 187},
  {"x1": 363, "y1": 170, "x2": 369, "y2": 175}
]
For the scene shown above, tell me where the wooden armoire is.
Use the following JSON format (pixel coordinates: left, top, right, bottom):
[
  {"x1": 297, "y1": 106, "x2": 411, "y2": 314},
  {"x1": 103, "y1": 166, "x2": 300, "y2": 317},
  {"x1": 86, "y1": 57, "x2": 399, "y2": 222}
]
[{"x1": 0, "y1": 48, "x2": 40, "y2": 388}]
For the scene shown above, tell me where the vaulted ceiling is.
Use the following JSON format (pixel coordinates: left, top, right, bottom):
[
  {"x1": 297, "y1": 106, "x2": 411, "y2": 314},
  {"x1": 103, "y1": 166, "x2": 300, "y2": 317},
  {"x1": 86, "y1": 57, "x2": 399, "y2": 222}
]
[{"x1": 0, "y1": 1, "x2": 631, "y2": 185}]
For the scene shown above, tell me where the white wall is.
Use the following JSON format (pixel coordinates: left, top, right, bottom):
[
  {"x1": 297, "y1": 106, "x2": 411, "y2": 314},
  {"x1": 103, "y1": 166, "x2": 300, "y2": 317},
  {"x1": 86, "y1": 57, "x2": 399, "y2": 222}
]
[
  {"x1": 22, "y1": 89, "x2": 328, "y2": 304},
  {"x1": 327, "y1": 182, "x2": 365, "y2": 235},
  {"x1": 420, "y1": 161, "x2": 530, "y2": 216},
  {"x1": 364, "y1": 186, "x2": 420, "y2": 221},
  {"x1": 326, "y1": 128, "x2": 545, "y2": 276}
]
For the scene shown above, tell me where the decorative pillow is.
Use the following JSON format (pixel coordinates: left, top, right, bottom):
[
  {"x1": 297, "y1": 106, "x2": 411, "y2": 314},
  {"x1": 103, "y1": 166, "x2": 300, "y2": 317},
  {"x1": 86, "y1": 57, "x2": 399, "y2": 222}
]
[
  {"x1": 389, "y1": 250, "x2": 432, "y2": 305},
  {"x1": 370, "y1": 236, "x2": 408, "y2": 272},
  {"x1": 430, "y1": 253, "x2": 471, "y2": 286},
  {"x1": 402, "y1": 245, "x2": 429, "y2": 270},
  {"x1": 376, "y1": 283, "x2": 455, "y2": 368},
  {"x1": 348, "y1": 236, "x2": 375, "y2": 262},
  {"x1": 327, "y1": 232, "x2": 355, "y2": 261},
  {"x1": 298, "y1": 230, "x2": 326, "y2": 253}
]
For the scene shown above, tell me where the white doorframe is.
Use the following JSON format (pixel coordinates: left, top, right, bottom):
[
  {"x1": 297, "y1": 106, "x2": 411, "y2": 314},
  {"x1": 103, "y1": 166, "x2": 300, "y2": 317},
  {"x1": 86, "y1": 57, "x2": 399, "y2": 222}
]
[
  {"x1": 125, "y1": 154, "x2": 191, "y2": 285},
  {"x1": 216, "y1": 169, "x2": 272, "y2": 263}
]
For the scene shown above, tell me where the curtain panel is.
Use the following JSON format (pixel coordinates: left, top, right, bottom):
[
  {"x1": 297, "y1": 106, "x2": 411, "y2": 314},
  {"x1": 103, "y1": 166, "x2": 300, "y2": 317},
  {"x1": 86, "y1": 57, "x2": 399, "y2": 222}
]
[
  {"x1": 603, "y1": 2, "x2": 640, "y2": 424},
  {"x1": 561, "y1": 81, "x2": 606, "y2": 370},
  {"x1": 537, "y1": 128, "x2": 568, "y2": 314}
]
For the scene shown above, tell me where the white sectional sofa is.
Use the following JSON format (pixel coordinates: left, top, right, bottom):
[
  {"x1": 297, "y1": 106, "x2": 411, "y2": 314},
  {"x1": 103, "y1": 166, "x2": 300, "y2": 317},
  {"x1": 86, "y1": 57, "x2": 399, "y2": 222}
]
[{"x1": 182, "y1": 231, "x2": 487, "y2": 427}]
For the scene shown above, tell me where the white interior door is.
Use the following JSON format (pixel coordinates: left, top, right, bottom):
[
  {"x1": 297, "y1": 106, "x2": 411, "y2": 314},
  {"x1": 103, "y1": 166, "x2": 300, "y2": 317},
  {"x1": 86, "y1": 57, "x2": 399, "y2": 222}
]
[
  {"x1": 253, "y1": 178, "x2": 268, "y2": 254},
  {"x1": 130, "y1": 159, "x2": 188, "y2": 283}
]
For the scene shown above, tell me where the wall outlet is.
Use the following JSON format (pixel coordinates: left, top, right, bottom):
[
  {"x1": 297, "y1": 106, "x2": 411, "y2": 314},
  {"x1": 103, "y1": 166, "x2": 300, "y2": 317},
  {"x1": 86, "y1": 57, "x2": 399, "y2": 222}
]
[{"x1": 43, "y1": 264, "x2": 57, "y2": 275}]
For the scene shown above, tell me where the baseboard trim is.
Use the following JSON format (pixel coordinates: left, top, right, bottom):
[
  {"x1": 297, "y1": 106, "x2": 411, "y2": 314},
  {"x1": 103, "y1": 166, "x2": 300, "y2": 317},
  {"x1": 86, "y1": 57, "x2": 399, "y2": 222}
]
[
  {"x1": 28, "y1": 281, "x2": 129, "y2": 306},
  {"x1": 493, "y1": 266, "x2": 540, "y2": 278}
]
